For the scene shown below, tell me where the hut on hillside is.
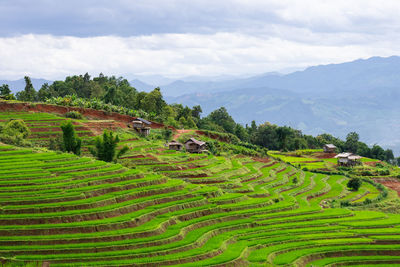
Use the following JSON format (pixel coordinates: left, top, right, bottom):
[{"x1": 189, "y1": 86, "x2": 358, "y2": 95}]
[
  {"x1": 168, "y1": 140, "x2": 183, "y2": 151},
  {"x1": 131, "y1": 118, "x2": 151, "y2": 136},
  {"x1": 184, "y1": 138, "x2": 207, "y2": 153},
  {"x1": 335, "y1": 152, "x2": 362, "y2": 166},
  {"x1": 323, "y1": 144, "x2": 337, "y2": 153}
]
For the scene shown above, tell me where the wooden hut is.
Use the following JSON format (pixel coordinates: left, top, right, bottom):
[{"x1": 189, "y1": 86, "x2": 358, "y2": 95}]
[
  {"x1": 184, "y1": 138, "x2": 207, "y2": 153},
  {"x1": 131, "y1": 118, "x2": 151, "y2": 136},
  {"x1": 323, "y1": 144, "x2": 337, "y2": 153},
  {"x1": 168, "y1": 140, "x2": 183, "y2": 151},
  {"x1": 335, "y1": 152, "x2": 362, "y2": 166}
]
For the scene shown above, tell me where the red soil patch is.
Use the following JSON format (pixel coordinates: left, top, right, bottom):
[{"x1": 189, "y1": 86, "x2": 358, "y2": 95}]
[
  {"x1": 261, "y1": 162, "x2": 277, "y2": 168},
  {"x1": 365, "y1": 161, "x2": 380, "y2": 167},
  {"x1": 276, "y1": 167, "x2": 287, "y2": 174},
  {"x1": 172, "y1": 129, "x2": 192, "y2": 140},
  {"x1": 82, "y1": 121, "x2": 128, "y2": 135},
  {"x1": 120, "y1": 155, "x2": 146, "y2": 159},
  {"x1": 253, "y1": 157, "x2": 270, "y2": 163},
  {"x1": 374, "y1": 178, "x2": 400, "y2": 197},
  {"x1": 0, "y1": 102, "x2": 168, "y2": 129},
  {"x1": 184, "y1": 174, "x2": 209, "y2": 178},
  {"x1": 307, "y1": 191, "x2": 328, "y2": 200},
  {"x1": 195, "y1": 130, "x2": 230, "y2": 142},
  {"x1": 314, "y1": 152, "x2": 336, "y2": 159}
]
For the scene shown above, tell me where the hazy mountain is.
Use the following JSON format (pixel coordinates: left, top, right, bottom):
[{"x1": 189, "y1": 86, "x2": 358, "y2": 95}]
[
  {"x1": 167, "y1": 56, "x2": 400, "y2": 155},
  {"x1": 129, "y1": 79, "x2": 155, "y2": 92},
  {"x1": 0, "y1": 78, "x2": 52, "y2": 94}
]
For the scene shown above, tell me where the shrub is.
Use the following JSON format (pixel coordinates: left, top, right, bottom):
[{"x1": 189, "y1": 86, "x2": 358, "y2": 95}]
[
  {"x1": 363, "y1": 198, "x2": 372, "y2": 205},
  {"x1": 0, "y1": 119, "x2": 31, "y2": 146},
  {"x1": 65, "y1": 111, "x2": 84, "y2": 119},
  {"x1": 379, "y1": 169, "x2": 390, "y2": 176},
  {"x1": 90, "y1": 130, "x2": 129, "y2": 162},
  {"x1": 340, "y1": 200, "x2": 350, "y2": 207},
  {"x1": 3, "y1": 119, "x2": 30, "y2": 138},
  {"x1": 49, "y1": 137, "x2": 62, "y2": 151},
  {"x1": 60, "y1": 121, "x2": 81, "y2": 155},
  {"x1": 292, "y1": 177, "x2": 298, "y2": 184},
  {"x1": 161, "y1": 127, "x2": 173, "y2": 142},
  {"x1": 360, "y1": 170, "x2": 373, "y2": 176},
  {"x1": 347, "y1": 178, "x2": 362, "y2": 191}
]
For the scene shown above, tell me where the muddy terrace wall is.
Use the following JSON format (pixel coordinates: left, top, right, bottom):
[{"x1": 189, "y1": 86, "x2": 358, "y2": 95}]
[{"x1": 0, "y1": 101, "x2": 165, "y2": 129}]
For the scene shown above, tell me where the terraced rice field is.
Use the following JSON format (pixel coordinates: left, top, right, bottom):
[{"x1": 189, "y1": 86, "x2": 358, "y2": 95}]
[
  {"x1": 0, "y1": 112, "x2": 95, "y2": 143},
  {"x1": 1, "y1": 139, "x2": 400, "y2": 266},
  {"x1": 1, "y1": 110, "x2": 400, "y2": 266}
]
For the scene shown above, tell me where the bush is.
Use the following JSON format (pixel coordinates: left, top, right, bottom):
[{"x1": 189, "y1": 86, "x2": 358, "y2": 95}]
[
  {"x1": 292, "y1": 177, "x2": 298, "y2": 184},
  {"x1": 340, "y1": 200, "x2": 350, "y2": 207},
  {"x1": 0, "y1": 119, "x2": 31, "y2": 146},
  {"x1": 65, "y1": 111, "x2": 84, "y2": 119},
  {"x1": 347, "y1": 178, "x2": 362, "y2": 191},
  {"x1": 363, "y1": 198, "x2": 372, "y2": 205},
  {"x1": 90, "y1": 130, "x2": 128, "y2": 162},
  {"x1": 60, "y1": 121, "x2": 81, "y2": 155},
  {"x1": 379, "y1": 169, "x2": 390, "y2": 176},
  {"x1": 161, "y1": 127, "x2": 173, "y2": 142},
  {"x1": 49, "y1": 137, "x2": 62, "y2": 151}
]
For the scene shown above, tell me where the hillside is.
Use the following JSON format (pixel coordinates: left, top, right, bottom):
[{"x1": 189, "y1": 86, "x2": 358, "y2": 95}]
[{"x1": 1, "y1": 107, "x2": 400, "y2": 266}]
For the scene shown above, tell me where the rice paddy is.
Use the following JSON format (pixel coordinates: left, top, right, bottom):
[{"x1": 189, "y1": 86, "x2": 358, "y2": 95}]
[{"x1": 0, "y1": 110, "x2": 400, "y2": 266}]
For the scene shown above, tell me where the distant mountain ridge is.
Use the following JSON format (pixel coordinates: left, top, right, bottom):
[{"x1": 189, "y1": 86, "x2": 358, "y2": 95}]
[
  {"x1": 165, "y1": 56, "x2": 400, "y2": 155},
  {"x1": 0, "y1": 78, "x2": 52, "y2": 94},
  {"x1": 157, "y1": 56, "x2": 400, "y2": 97}
]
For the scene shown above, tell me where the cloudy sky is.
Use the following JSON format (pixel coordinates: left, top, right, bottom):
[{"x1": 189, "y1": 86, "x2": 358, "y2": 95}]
[{"x1": 1, "y1": 0, "x2": 400, "y2": 80}]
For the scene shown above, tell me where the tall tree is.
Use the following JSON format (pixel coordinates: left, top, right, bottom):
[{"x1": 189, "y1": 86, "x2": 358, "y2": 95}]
[
  {"x1": 0, "y1": 84, "x2": 11, "y2": 96},
  {"x1": 16, "y1": 76, "x2": 37, "y2": 101},
  {"x1": 38, "y1": 83, "x2": 51, "y2": 101},
  {"x1": 345, "y1": 132, "x2": 359, "y2": 153},
  {"x1": 60, "y1": 121, "x2": 81, "y2": 155},
  {"x1": 191, "y1": 105, "x2": 202, "y2": 120}
]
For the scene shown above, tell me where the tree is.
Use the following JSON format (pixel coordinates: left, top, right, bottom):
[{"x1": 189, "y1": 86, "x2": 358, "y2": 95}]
[
  {"x1": 276, "y1": 126, "x2": 291, "y2": 151},
  {"x1": 140, "y1": 88, "x2": 166, "y2": 115},
  {"x1": 191, "y1": 105, "x2": 202, "y2": 120},
  {"x1": 161, "y1": 127, "x2": 173, "y2": 142},
  {"x1": 0, "y1": 84, "x2": 11, "y2": 96},
  {"x1": 347, "y1": 178, "x2": 361, "y2": 191},
  {"x1": 38, "y1": 83, "x2": 51, "y2": 101},
  {"x1": 234, "y1": 124, "x2": 249, "y2": 142},
  {"x1": 90, "y1": 130, "x2": 128, "y2": 162},
  {"x1": 345, "y1": 132, "x2": 359, "y2": 153},
  {"x1": 60, "y1": 121, "x2": 81, "y2": 155},
  {"x1": 186, "y1": 117, "x2": 197, "y2": 129},
  {"x1": 384, "y1": 149, "x2": 394, "y2": 163},
  {"x1": 207, "y1": 107, "x2": 236, "y2": 133},
  {"x1": 371, "y1": 144, "x2": 385, "y2": 161},
  {"x1": 16, "y1": 76, "x2": 37, "y2": 101}
]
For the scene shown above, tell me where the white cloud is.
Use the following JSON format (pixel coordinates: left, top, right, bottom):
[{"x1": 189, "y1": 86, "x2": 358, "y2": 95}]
[{"x1": 0, "y1": 31, "x2": 399, "y2": 80}]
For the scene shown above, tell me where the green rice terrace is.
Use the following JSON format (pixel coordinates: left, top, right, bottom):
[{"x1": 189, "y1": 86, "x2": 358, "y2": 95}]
[{"x1": 1, "y1": 110, "x2": 400, "y2": 266}]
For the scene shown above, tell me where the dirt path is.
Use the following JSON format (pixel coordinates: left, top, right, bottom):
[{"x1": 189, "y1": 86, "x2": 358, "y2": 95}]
[{"x1": 172, "y1": 129, "x2": 192, "y2": 140}]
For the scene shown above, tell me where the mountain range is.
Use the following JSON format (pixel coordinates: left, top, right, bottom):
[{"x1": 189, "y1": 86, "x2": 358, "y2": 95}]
[{"x1": 162, "y1": 56, "x2": 400, "y2": 155}]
